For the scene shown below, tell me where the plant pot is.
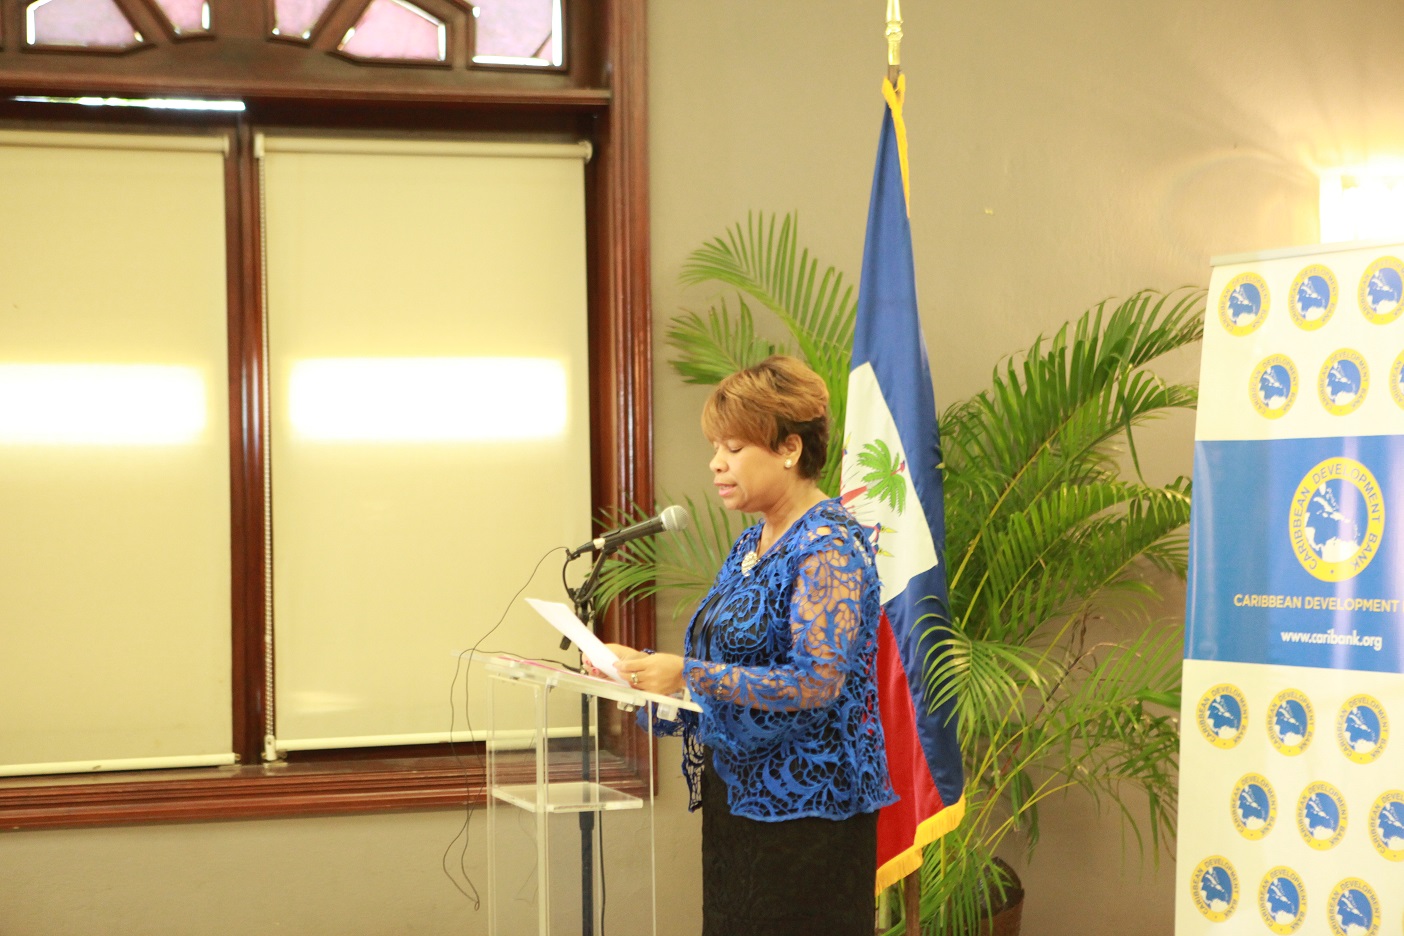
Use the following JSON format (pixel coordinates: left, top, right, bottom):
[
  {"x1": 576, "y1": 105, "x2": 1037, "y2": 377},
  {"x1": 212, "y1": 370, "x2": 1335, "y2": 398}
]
[
  {"x1": 982, "y1": 896, "x2": 1023, "y2": 936},
  {"x1": 907, "y1": 859, "x2": 1024, "y2": 936},
  {"x1": 978, "y1": 859, "x2": 1024, "y2": 936}
]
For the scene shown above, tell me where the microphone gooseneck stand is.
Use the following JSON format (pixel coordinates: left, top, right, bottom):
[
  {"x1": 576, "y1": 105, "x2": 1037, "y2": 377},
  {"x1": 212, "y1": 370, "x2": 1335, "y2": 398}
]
[
  {"x1": 563, "y1": 545, "x2": 608, "y2": 936},
  {"x1": 557, "y1": 509, "x2": 684, "y2": 935}
]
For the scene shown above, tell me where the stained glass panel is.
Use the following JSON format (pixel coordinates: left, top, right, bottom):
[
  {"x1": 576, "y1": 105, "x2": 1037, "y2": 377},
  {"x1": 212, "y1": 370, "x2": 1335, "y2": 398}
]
[
  {"x1": 473, "y1": 0, "x2": 559, "y2": 67},
  {"x1": 151, "y1": 0, "x2": 210, "y2": 35},
  {"x1": 271, "y1": 0, "x2": 334, "y2": 40},
  {"x1": 26, "y1": 0, "x2": 143, "y2": 49},
  {"x1": 339, "y1": 0, "x2": 445, "y2": 63}
]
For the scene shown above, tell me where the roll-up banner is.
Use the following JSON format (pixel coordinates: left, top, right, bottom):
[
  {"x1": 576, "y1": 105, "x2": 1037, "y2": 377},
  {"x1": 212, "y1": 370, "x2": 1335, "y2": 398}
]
[{"x1": 1177, "y1": 241, "x2": 1404, "y2": 935}]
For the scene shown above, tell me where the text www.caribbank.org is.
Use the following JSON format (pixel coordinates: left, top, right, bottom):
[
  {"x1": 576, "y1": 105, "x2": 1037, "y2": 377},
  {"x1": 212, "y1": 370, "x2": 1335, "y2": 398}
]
[{"x1": 1279, "y1": 629, "x2": 1384, "y2": 651}]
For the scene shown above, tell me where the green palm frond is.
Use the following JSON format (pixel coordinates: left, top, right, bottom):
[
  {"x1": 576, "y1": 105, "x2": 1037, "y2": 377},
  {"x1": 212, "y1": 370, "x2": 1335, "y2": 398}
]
[
  {"x1": 932, "y1": 621, "x2": 1047, "y2": 752},
  {"x1": 680, "y1": 211, "x2": 857, "y2": 380},
  {"x1": 665, "y1": 297, "x2": 789, "y2": 386},
  {"x1": 940, "y1": 291, "x2": 1202, "y2": 483},
  {"x1": 1031, "y1": 625, "x2": 1184, "y2": 854},
  {"x1": 951, "y1": 480, "x2": 1193, "y2": 652}
]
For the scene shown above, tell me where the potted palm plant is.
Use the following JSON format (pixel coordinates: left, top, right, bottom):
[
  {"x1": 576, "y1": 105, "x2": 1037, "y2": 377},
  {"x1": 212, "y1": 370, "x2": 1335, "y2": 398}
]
[{"x1": 602, "y1": 213, "x2": 1204, "y2": 935}]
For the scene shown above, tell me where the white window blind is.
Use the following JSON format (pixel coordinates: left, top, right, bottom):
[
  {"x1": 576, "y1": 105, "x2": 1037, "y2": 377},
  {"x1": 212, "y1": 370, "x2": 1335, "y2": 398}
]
[
  {"x1": 0, "y1": 130, "x2": 234, "y2": 776},
  {"x1": 259, "y1": 135, "x2": 593, "y2": 752}
]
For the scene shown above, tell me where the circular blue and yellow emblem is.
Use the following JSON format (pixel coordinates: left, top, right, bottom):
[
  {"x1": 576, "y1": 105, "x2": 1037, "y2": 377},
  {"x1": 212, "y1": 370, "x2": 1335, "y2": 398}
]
[
  {"x1": 1197, "y1": 684, "x2": 1248, "y2": 748},
  {"x1": 1359, "y1": 256, "x2": 1404, "y2": 325},
  {"x1": 1191, "y1": 856, "x2": 1239, "y2": 922},
  {"x1": 1232, "y1": 773, "x2": 1277, "y2": 839},
  {"x1": 1368, "y1": 790, "x2": 1404, "y2": 861},
  {"x1": 1268, "y1": 689, "x2": 1315, "y2": 755},
  {"x1": 1220, "y1": 272, "x2": 1270, "y2": 335},
  {"x1": 1336, "y1": 694, "x2": 1388, "y2": 764},
  {"x1": 1318, "y1": 349, "x2": 1370, "y2": 415},
  {"x1": 1291, "y1": 264, "x2": 1338, "y2": 330},
  {"x1": 1251, "y1": 354, "x2": 1299, "y2": 418},
  {"x1": 1259, "y1": 867, "x2": 1307, "y2": 934},
  {"x1": 1327, "y1": 877, "x2": 1379, "y2": 936},
  {"x1": 1298, "y1": 781, "x2": 1348, "y2": 850},
  {"x1": 1288, "y1": 457, "x2": 1385, "y2": 582},
  {"x1": 1390, "y1": 350, "x2": 1404, "y2": 409}
]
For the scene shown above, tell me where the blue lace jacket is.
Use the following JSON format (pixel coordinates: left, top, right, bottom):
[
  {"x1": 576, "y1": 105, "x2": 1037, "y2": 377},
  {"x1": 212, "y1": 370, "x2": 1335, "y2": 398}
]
[{"x1": 659, "y1": 498, "x2": 896, "y2": 822}]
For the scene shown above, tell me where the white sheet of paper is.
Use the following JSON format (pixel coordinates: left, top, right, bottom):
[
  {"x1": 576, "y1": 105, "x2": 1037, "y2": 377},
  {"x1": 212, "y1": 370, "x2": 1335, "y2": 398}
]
[{"x1": 524, "y1": 598, "x2": 627, "y2": 684}]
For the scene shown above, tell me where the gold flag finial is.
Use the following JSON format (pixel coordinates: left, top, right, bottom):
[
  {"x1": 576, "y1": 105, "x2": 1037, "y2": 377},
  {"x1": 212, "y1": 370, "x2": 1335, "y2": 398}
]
[{"x1": 886, "y1": 0, "x2": 903, "y2": 85}]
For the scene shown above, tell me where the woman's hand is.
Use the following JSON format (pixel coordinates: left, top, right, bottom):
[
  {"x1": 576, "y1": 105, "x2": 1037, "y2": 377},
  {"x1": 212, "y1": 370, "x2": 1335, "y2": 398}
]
[
  {"x1": 586, "y1": 643, "x2": 643, "y2": 679},
  {"x1": 614, "y1": 652, "x2": 686, "y2": 696}
]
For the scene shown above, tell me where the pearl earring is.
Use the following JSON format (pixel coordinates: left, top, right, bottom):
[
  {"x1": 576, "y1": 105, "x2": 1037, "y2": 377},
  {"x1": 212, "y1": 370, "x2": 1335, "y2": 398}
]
[{"x1": 784, "y1": 459, "x2": 793, "y2": 468}]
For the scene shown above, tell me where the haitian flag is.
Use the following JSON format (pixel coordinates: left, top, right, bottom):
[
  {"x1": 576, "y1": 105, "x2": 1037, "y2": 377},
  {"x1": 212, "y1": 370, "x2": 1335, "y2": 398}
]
[{"x1": 841, "y1": 75, "x2": 965, "y2": 893}]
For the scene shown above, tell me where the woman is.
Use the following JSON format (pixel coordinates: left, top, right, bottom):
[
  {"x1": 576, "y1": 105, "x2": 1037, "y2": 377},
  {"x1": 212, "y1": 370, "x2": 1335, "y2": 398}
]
[{"x1": 611, "y1": 355, "x2": 895, "y2": 936}]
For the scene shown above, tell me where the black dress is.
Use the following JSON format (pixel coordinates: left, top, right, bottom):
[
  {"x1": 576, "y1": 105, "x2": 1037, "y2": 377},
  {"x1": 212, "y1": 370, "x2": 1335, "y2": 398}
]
[
  {"x1": 700, "y1": 752, "x2": 878, "y2": 936},
  {"x1": 677, "y1": 501, "x2": 891, "y2": 935}
]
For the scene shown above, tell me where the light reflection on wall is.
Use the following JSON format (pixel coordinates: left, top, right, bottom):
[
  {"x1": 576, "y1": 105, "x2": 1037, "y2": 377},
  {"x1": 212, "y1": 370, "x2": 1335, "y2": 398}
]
[
  {"x1": 0, "y1": 364, "x2": 206, "y2": 444},
  {"x1": 1319, "y1": 166, "x2": 1404, "y2": 243},
  {"x1": 287, "y1": 357, "x2": 567, "y2": 442}
]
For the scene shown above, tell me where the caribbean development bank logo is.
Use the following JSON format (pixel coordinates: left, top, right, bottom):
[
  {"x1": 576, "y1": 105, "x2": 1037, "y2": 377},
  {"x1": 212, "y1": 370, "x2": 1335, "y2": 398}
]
[
  {"x1": 1197, "y1": 684, "x2": 1247, "y2": 748},
  {"x1": 1258, "y1": 867, "x2": 1307, "y2": 934},
  {"x1": 1328, "y1": 878, "x2": 1380, "y2": 936},
  {"x1": 1268, "y1": 688, "x2": 1314, "y2": 755},
  {"x1": 1359, "y1": 256, "x2": 1404, "y2": 325},
  {"x1": 1232, "y1": 773, "x2": 1277, "y2": 839},
  {"x1": 1318, "y1": 349, "x2": 1370, "y2": 416},
  {"x1": 1336, "y1": 694, "x2": 1388, "y2": 764},
  {"x1": 1220, "y1": 272, "x2": 1270, "y2": 335},
  {"x1": 1289, "y1": 457, "x2": 1385, "y2": 582},
  {"x1": 1368, "y1": 791, "x2": 1404, "y2": 861},
  {"x1": 1298, "y1": 781, "x2": 1348, "y2": 850},
  {"x1": 1251, "y1": 354, "x2": 1299, "y2": 418},
  {"x1": 1191, "y1": 856, "x2": 1238, "y2": 922},
  {"x1": 1391, "y1": 350, "x2": 1404, "y2": 409},
  {"x1": 1291, "y1": 264, "x2": 1337, "y2": 330}
]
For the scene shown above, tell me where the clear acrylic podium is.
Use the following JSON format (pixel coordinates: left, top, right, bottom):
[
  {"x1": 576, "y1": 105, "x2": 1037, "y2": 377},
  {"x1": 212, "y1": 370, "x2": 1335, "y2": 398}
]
[{"x1": 483, "y1": 654, "x2": 700, "y2": 936}]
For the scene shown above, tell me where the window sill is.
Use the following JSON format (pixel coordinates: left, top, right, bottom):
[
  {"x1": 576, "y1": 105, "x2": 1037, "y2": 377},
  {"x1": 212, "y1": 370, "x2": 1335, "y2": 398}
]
[{"x1": 0, "y1": 749, "x2": 646, "y2": 831}]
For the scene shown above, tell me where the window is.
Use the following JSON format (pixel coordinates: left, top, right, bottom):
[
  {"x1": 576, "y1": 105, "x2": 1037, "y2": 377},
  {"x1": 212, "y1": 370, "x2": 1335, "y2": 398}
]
[{"x1": 0, "y1": 0, "x2": 653, "y2": 829}]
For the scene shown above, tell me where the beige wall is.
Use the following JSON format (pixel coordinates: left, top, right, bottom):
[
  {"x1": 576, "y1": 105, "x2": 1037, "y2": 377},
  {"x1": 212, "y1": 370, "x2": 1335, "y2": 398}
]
[{"x1": 5, "y1": 2, "x2": 1404, "y2": 935}]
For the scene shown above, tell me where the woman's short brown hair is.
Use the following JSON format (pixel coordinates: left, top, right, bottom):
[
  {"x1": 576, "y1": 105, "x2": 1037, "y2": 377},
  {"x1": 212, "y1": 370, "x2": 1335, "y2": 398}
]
[{"x1": 701, "y1": 355, "x2": 830, "y2": 480}]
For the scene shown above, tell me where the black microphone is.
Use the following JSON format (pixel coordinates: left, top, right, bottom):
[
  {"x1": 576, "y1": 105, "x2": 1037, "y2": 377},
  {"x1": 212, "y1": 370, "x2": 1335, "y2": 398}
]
[{"x1": 569, "y1": 505, "x2": 690, "y2": 559}]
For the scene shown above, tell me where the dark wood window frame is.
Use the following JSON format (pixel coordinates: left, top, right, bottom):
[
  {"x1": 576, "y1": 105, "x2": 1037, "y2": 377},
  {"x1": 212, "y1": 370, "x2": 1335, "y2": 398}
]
[{"x1": 0, "y1": 0, "x2": 655, "y2": 830}]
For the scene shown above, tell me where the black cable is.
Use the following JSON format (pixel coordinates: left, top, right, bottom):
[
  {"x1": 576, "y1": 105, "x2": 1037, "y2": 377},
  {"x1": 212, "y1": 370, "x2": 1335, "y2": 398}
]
[{"x1": 440, "y1": 545, "x2": 578, "y2": 907}]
